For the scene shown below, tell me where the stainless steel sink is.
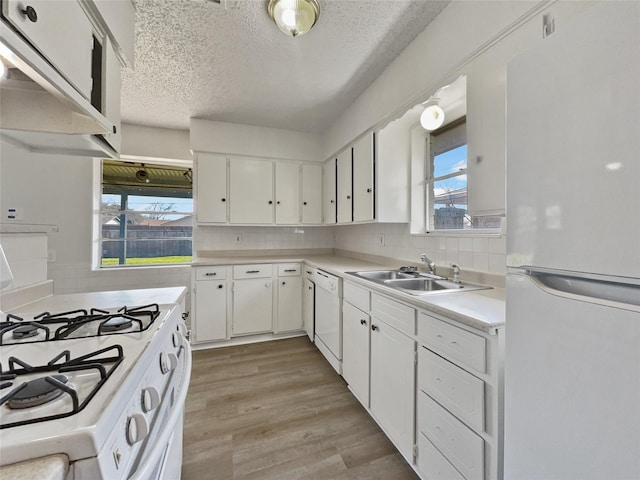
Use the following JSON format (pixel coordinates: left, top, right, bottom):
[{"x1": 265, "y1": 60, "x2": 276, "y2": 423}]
[{"x1": 346, "y1": 270, "x2": 491, "y2": 295}]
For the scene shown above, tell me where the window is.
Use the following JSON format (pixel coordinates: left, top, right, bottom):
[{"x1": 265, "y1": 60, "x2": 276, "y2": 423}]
[
  {"x1": 426, "y1": 119, "x2": 501, "y2": 231},
  {"x1": 99, "y1": 160, "x2": 193, "y2": 267}
]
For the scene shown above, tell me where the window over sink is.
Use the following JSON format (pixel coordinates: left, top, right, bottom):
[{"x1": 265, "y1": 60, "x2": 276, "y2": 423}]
[{"x1": 96, "y1": 159, "x2": 193, "y2": 267}]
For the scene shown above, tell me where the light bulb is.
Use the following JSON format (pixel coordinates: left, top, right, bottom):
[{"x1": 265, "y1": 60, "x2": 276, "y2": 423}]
[
  {"x1": 0, "y1": 60, "x2": 6, "y2": 79},
  {"x1": 420, "y1": 103, "x2": 445, "y2": 131}
]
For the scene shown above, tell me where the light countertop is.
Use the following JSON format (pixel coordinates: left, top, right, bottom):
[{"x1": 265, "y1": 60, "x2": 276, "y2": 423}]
[
  {"x1": 0, "y1": 454, "x2": 68, "y2": 480},
  {"x1": 193, "y1": 253, "x2": 504, "y2": 333}
]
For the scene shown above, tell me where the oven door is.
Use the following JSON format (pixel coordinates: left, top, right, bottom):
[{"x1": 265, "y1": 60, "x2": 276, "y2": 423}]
[{"x1": 129, "y1": 342, "x2": 192, "y2": 480}]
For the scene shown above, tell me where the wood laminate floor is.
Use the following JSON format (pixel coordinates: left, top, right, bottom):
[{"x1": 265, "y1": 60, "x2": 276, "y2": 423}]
[{"x1": 182, "y1": 336, "x2": 418, "y2": 480}]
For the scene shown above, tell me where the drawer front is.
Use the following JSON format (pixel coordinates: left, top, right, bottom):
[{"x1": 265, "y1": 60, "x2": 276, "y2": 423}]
[
  {"x1": 277, "y1": 263, "x2": 301, "y2": 276},
  {"x1": 371, "y1": 294, "x2": 415, "y2": 336},
  {"x1": 418, "y1": 392, "x2": 484, "y2": 480},
  {"x1": 233, "y1": 264, "x2": 273, "y2": 279},
  {"x1": 419, "y1": 347, "x2": 485, "y2": 431},
  {"x1": 343, "y1": 282, "x2": 370, "y2": 312},
  {"x1": 418, "y1": 433, "x2": 466, "y2": 480},
  {"x1": 419, "y1": 312, "x2": 486, "y2": 373},
  {"x1": 303, "y1": 266, "x2": 316, "y2": 281},
  {"x1": 195, "y1": 267, "x2": 227, "y2": 281}
]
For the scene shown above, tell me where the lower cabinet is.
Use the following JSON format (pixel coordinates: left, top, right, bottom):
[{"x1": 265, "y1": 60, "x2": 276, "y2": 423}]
[
  {"x1": 232, "y1": 277, "x2": 273, "y2": 335},
  {"x1": 342, "y1": 301, "x2": 370, "y2": 407},
  {"x1": 370, "y1": 314, "x2": 416, "y2": 462},
  {"x1": 302, "y1": 277, "x2": 315, "y2": 341},
  {"x1": 192, "y1": 267, "x2": 228, "y2": 343},
  {"x1": 275, "y1": 264, "x2": 302, "y2": 333}
]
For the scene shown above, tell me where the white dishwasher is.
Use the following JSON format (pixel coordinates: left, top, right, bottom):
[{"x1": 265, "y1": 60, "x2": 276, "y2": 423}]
[{"x1": 314, "y1": 269, "x2": 342, "y2": 374}]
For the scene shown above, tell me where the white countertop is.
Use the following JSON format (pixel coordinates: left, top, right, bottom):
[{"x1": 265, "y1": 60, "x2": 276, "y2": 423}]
[
  {"x1": 0, "y1": 454, "x2": 68, "y2": 480},
  {"x1": 7, "y1": 286, "x2": 187, "y2": 315},
  {"x1": 193, "y1": 254, "x2": 505, "y2": 333}
]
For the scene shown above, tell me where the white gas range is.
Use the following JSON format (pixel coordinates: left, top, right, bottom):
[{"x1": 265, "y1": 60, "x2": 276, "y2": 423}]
[{"x1": 0, "y1": 287, "x2": 192, "y2": 480}]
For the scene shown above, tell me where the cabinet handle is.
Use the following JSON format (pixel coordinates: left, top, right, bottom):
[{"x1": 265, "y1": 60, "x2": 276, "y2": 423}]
[
  {"x1": 246, "y1": 270, "x2": 260, "y2": 273},
  {"x1": 305, "y1": 270, "x2": 312, "y2": 274},
  {"x1": 330, "y1": 200, "x2": 335, "y2": 204},
  {"x1": 284, "y1": 269, "x2": 296, "y2": 272},
  {"x1": 366, "y1": 188, "x2": 372, "y2": 193},
  {"x1": 308, "y1": 286, "x2": 312, "y2": 290},
  {"x1": 221, "y1": 198, "x2": 226, "y2": 202},
  {"x1": 371, "y1": 324, "x2": 378, "y2": 331},
  {"x1": 205, "y1": 272, "x2": 217, "y2": 276},
  {"x1": 303, "y1": 201, "x2": 307, "y2": 205},
  {"x1": 21, "y1": 5, "x2": 38, "y2": 22},
  {"x1": 277, "y1": 201, "x2": 281, "y2": 205},
  {"x1": 217, "y1": 284, "x2": 223, "y2": 289},
  {"x1": 268, "y1": 200, "x2": 273, "y2": 205},
  {"x1": 265, "y1": 282, "x2": 271, "y2": 287},
  {"x1": 360, "y1": 319, "x2": 366, "y2": 326},
  {"x1": 347, "y1": 195, "x2": 351, "y2": 199},
  {"x1": 282, "y1": 281, "x2": 286, "y2": 285},
  {"x1": 113, "y1": 125, "x2": 117, "y2": 134}
]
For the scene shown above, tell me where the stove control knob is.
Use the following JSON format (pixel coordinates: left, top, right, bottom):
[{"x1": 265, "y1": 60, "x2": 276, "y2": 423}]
[
  {"x1": 178, "y1": 322, "x2": 188, "y2": 336},
  {"x1": 172, "y1": 331, "x2": 183, "y2": 348},
  {"x1": 141, "y1": 386, "x2": 160, "y2": 412},
  {"x1": 159, "y1": 352, "x2": 178, "y2": 374},
  {"x1": 126, "y1": 413, "x2": 149, "y2": 445}
]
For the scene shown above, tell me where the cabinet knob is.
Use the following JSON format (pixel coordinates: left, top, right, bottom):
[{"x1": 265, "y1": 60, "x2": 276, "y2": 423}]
[
  {"x1": 371, "y1": 324, "x2": 378, "y2": 331},
  {"x1": 113, "y1": 125, "x2": 117, "y2": 134},
  {"x1": 330, "y1": 200, "x2": 335, "y2": 204},
  {"x1": 21, "y1": 5, "x2": 38, "y2": 22},
  {"x1": 217, "y1": 284, "x2": 223, "y2": 289},
  {"x1": 277, "y1": 201, "x2": 281, "y2": 205},
  {"x1": 303, "y1": 201, "x2": 307, "y2": 205},
  {"x1": 268, "y1": 200, "x2": 273, "y2": 205},
  {"x1": 282, "y1": 281, "x2": 286, "y2": 285},
  {"x1": 366, "y1": 188, "x2": 372, "y2": 193},
  {"x1": 347, "y1": 195, "x2": 351, "y2": 199},
  {"x1": 360, "y1": 319, "x2": 366, "y2": 326},
  {"x1": 221, "y1": 198, "x2": 226, "y2": 202}
]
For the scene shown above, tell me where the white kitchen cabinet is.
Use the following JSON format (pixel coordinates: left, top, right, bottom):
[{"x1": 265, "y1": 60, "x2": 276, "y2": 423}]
[
  {"x1": 322, "y1": 159, "x2": 336, "y2": 224},
  {"x1": 191, "y1": 267, "x2": 228, "y2": 343},
  {"x1": 301, "y1": 164, "x2": 322, "y2": 224},
  {"x1": 100, "y1": 36, "x2": 122, "y2": 152},
  {"x1": 370, "y1": 315, "x2": 416, "y2": 462},
  {"x1": 232, "y1": 277, "x2": 273, "y2": 335},
  {"x1": 229, "y1": 157, "x2": 274, "y2": 224},
  {"x1": 352, "y1": 133, "x2": 375, "y2": 222},
  {"x1": 275, "y1": 264, "x2": 302, "y2": 333},
  {"x1": 2, "y1": 0, "x2": 93, "y2": 98},
  {"x1": 195, "y1": 153, "x2": 228, "y2": 223},
  {"x1": 302, "y1": 276, "x2": 314, "y2": 341},
  {"x1": 275, "y1": 162, "x2": 300, "y2": 225},
  {"x1": 342, "y1": 300, "x2": 370, "y2": 407},
  {"x1": 336, "y1": 148, "x2": 352, "y2": 224}
]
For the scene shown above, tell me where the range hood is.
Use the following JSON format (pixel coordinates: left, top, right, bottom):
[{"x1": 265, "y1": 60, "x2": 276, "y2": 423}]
[{"x1": 0, "y1": 18, "x2": 117, "y2": 158}]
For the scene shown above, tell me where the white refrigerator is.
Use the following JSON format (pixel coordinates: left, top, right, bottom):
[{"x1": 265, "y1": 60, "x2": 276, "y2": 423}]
[{"x1": 504, "y1": 2, "x2": 640, "y2": 479}]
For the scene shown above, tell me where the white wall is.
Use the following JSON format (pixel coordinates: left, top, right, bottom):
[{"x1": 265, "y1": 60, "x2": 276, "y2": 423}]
[
  {"x1": 121, "y1": 123, "x2": 191, "y2": 161},
  {"x1": 190, "y1": 119, "x2": 322, "y2": 162}
]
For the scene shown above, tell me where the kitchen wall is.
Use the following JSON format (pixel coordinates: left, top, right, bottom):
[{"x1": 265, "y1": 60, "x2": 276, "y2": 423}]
[{"x1": 195, "y1": 226, "x2": 333, "y2": 252}]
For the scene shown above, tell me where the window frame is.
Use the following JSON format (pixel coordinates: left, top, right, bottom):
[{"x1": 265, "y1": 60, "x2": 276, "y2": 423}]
[{"x1": 93, "y1": 157, "x2": 194, "y2": 269}]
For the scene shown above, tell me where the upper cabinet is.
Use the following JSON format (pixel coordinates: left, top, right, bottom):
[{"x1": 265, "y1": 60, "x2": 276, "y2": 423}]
[
  {"x1": 336, "y1": 148, "x2": 353, "y2": 224},
  {"x1": 275, "y1": 162, "x2": 300, "y2": 225},
  {"x1": 0, "y1": 0, "x2": 133, "y2": 157},
  {"x1": 301, "y1": 164, "x2": 322, "y2": 225},
  {"x1": 352, "y1": 134, "x2": 375, "y2": 222},
  {"x1": 322, "y1": 159, "x2": 337, "y2": 224},
  {"x1": 229, "y1": 158, "x2": 274, "y2": 225},
  {"x1": 195, "y1": 153, "x2": 228, "y2": 224}
]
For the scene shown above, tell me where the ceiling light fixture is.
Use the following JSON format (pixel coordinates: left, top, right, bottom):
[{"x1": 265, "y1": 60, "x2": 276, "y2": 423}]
[
  {"x1": 267, "y1": 0, "x2": 320, "y2": 38},
  {"x1": 420, "y1": 99, "x2": 445, "y2": 131},
  {"x1": 135, "y1": 164, "x2": 150, "y2": 183}
]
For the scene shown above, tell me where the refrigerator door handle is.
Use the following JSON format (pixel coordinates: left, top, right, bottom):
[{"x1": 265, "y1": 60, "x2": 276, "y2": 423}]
[{"x1": 525, "y1": 271, "x2": 640, "y2": 308}]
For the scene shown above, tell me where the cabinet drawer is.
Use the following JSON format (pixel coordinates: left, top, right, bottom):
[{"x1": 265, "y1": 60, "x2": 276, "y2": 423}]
[
  {"x1": 233, "y1": 264, "x2": 273, "y2": 279},
  {"x1": 195, "y1": 267, "x2": 227, "y2": 281},
  {"x1": 371, "y1": 294, "x2": 415, "y2": 336},
  {"x1": 277, "y1": 263, "x2": 301, "y2": 276},
  {"x1": 419, "y1": 347, "x2": 485, "y2": 431},
  {"x1": 418, "y1": 392, "x2": 484, "y2": 480},
  {"x1": 343, "y1": 282, "x2": 370, "y2": 312},
  {"x1": 418, "y1": 433, "x2": 465, "y2": 480},
  {"x1": 419, "y1": 312, "x2": 486, "y2": 373}
]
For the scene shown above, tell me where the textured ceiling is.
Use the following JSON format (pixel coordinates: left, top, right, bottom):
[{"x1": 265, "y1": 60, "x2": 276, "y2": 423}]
[{"x1": 121, "y1": 0, "x2": 450, "y2": 133}]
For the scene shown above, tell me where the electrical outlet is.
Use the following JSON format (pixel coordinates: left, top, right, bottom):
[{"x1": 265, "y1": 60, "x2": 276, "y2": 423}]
[
  {"x1": 378, "y1": 234, "x2": 385, "y2": 246},
  {"x1": 234, "y1": 234, "x2": 242, "y2": 244},
  {"x1": 6, "y1": 207, "x2": 24, "y2": 221}
]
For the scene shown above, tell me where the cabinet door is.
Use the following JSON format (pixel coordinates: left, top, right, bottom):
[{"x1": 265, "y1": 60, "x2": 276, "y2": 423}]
[
  {"x1": 322, "y1": 159, "x2": 336, "y2": 224},
  {"x1": 3, "y1": 0, "x2": 93, "y2": 97},
  {"x1": 302, "y1": 278, "x2": 314, "y2": 341},
  {"x1": 196, "y1": 153, "x2": 228, "y2": 223},
  {"x1": 342, "y1": 301, "x2": 370, "y2": 407},
  {"x1": 336, "y1": 148, "x2": 353, "y2": 223},
  {"x1": 301, "y1": 164, "x2": 322, "y2": 224},
  {"x1": 275, "y1": 162, "x2": 300, "y2": 225},
  {"x1": 229, "y1": 158, "x2": 273, "y2": 224},
  {"x1": 352, "y1": 133, "x2": 374, "y2": 222},
  {"x1": 193, "y1": 280, "x2": 227, "y2": 342},
  {"x1": 232, "y1": 278, "x2": 273, "y2": 335},
  {"x1": 276, "y1": 277, "x2": 302, "y2": 332},
  {"x1": 370, "y1": 318, "x2": 416, "y2": 461},
  {"x1": 102, "y1": 37, "x2": 121, "y2": 152}
]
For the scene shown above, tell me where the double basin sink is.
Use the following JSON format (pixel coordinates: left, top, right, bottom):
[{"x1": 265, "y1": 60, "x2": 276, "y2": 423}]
[{"x1": 347, "y1": 269, "x2": 491, "y2": 296}]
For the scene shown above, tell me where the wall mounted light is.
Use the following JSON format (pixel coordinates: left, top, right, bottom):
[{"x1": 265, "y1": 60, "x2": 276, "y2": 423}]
[
  {"x1": 268, "y1": 0, "x2": 320, "y2": 38},
  {"x1": 420, "y1": 98, "x2": 445, "y2": 131},
  {"x1": 136, "y1": 164, "x2": 150, "y2": 183}
]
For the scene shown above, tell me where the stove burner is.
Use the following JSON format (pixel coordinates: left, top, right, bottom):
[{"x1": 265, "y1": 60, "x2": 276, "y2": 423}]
[
  {"x1": 100, "y1": 316, "x2": 133, "y2": 333},
  {"x1": 12, "y1": 324, "x2": 39, "y2": 339},
  {"x1": 7, "y1": 375, "x2": 68, "y2": 409}
]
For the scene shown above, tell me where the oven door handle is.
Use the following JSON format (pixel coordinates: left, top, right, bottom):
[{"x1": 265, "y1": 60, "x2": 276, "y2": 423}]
[{"x1": 128, "y1": 342, "x2": 192, "y2": 480}]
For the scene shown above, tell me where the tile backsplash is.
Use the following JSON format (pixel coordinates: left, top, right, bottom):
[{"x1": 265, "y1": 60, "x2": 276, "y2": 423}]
[{"x1": 195, "y1": 226, "x2": 335, "y2": 251}]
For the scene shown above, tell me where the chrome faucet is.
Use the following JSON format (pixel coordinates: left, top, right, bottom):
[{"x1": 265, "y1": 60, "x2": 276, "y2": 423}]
[
  {"x1": 450, "y1": 263, "x2": 461, "y2": 283},
  {"x1": 419, "y1": 253, "x2": 436, "y2": 275}
]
